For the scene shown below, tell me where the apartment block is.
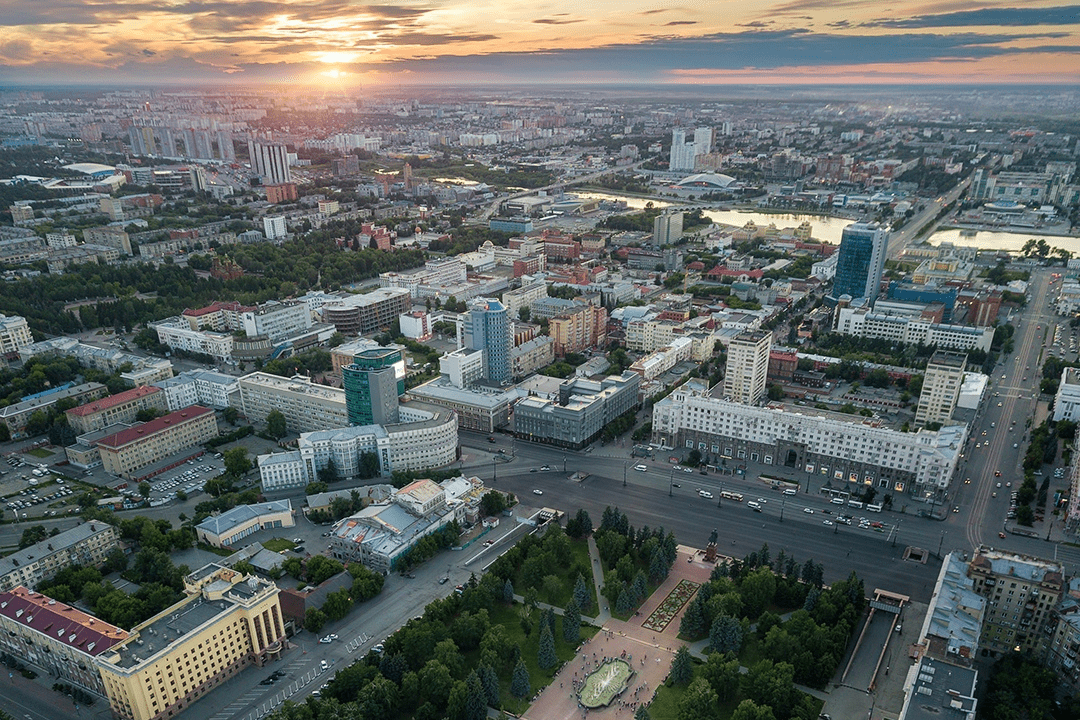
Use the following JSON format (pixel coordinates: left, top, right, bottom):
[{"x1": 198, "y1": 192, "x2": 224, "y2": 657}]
[
  {"x1": 834, "y1": 303, "x2": 994, "y2": 353},
  {"x1": 408, "y1": 377, "x2": 512, "y2": 433},
  {"x1": 0, "y1": 521, "x2": 120, "y2": 592},
  {"x1": 502, "y1": 281, "x2": 549, "y2": 319},
  {"x1": 966, "y1": 547, "x2": 1064, "y2": 657},
  {"x1": 237, "y1": 372, "x2": 347, "y2": 433},
  {"x1": 0, "y1": 586, "x2": 128, "y2": 696},
  {"x1": 0, "y1": 382, "x2": 107, "y2": 439},
  {"x1": 97, "y1": 406, "x2": 218, "y2": 480},
  {"x1": 82, "y1": 226, "x2": 133, "y2": 255},
  {"x1": 320, "y1": 288, "x2": 411, "y2": 336},
  {"x1": 153, "y1": 370, "x2": 238, "y2": 411},
  {"x1": 0, "y1": 313, "x2": 34, "y2": 354},
  {"x1": 95, "y1": 565, "x2": 286, "y2": 720},
  {"x1": 511, "y1": 335, "x2": 555, "y2": 378},
  {"x1": 65, "y1": 385, "x2": 168, "y2": 434},
  {"x1": 915, "y1": 351, "x2": 967, "y2": 427},
  {"x1": 724, "y1": 329, "x2": 772, "y2": 405},
  {"x1": 549, "y1": 304, "x2": 607, "y2": 356}
]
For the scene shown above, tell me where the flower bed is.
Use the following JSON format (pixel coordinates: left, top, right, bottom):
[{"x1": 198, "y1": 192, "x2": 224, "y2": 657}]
[{"x1": 642, "y1": 579, "x2": 698, "y2": 632}]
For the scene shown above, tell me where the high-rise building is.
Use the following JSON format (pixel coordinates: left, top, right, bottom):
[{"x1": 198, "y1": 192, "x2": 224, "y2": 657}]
[
  {"x1": 343, "y1": 347, "x2": 405, "y2": 426},
  {"x1": 263, "y1": 215, "x2": 287, "y2": 240},
  {"x1": 653, "y1": 212, "x2": 684, "y2": 247},
  {"x1": 723, "y1": 329, "x2": 772, "y2": 405},
  {"x1": 915, "y1": 351, "x2": 967, "y2": 427},
  {"x1": 669, "y1": 128, "x2": 712, "y2": 171},
  {"x1": 462, "y1": 298, "x2": 512, "y2": 384},
  {"x1": 832, "y1": 222, "x2": 888, "y2": 302},
  {"x1": 694, "y1": 127, "x2": 713, "y2": 157},
  {"x1": 247, "y1": 141, "x2": 291, "y2": 185}
]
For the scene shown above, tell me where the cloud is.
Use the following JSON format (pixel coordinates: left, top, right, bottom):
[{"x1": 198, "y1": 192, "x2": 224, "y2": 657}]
[
  {"x1": 664, "y1": 21, "x2": 697, "y2": 26},
  {"x1": 533, "y1": 18, "x2": 584, "y2": 25},
  {"x1": 868, "y1": 5, "x2": 1080, "y2": 28},
  {"x1": 141, "y1": 48, "x2": 156, "y2": 56}
]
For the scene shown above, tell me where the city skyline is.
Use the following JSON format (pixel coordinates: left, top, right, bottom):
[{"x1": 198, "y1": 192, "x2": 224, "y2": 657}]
[{"x1": 0, "y1": 1, "x2": 1078, "y2": 87}]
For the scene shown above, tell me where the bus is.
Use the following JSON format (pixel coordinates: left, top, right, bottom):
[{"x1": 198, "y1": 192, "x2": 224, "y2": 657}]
[
  {"x1": 721, "y1": 491, "x2": 744, "y2": 502},
  {"x1": 866, "y1": 503, "x2": 883, "y2": 513}
]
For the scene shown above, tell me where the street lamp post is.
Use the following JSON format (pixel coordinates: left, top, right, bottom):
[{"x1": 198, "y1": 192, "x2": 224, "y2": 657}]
[
  {"x1": 563, "y1": 456, "x2": 567, "y2": 473},
  {"x1": 718, "y1": 480, "x2": 723, "y2": 508},
  {"x1": 623, "y1": 462, "x2": 627, "y2": 488},
  {"x1": 492, "y1": 457, "x2": 497, "y2": 482},
  {"x1": 669, "y1": 468, "x2": 674, "y2": 497},
  {"x1": 938, "y1": 530, "x2": 946, "y2": 559},
  {"x1": 779, "y1": 496, "x2": 785, "y2": 522}
]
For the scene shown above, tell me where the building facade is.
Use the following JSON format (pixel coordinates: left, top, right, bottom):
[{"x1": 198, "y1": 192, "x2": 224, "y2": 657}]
[
  {"x1": 248, "y1": 141, "x2": 291, "y2": 185},
  {"x1": 653, "y1": 380, "x2": 965, "y2": 498},
  {"x1": 0, "y1": 521, "x2": 119, "y2": 593},
  {"x1": 966, "y1": 548, "x2": 1064, "y2": 657},
  {"x1": 514, "y1": 372, "x2": 641, "y2": 450},
  {"x1": 723, "y1": 329, "x2": 772, "y2": 405},
  {"x1": 915, "y1": 351, "x2": 968, "y2": 427},
  {"x1": 0, "y1": 314, "x2": 34, "y2": 354},
  {"x1": 462, "y1": 298, "x2": 513, "y2": 384},
  {"x1": 95, "y1": 565, "x2": 286, "y2": 720},
  {"x1": 320, "y1": 288, "x2": 412, "y2": 336},
  {"x1": 549, "y1": 304, "x2": 607, "y2": 357},
  {"x1": 195, "y1": 501, "x2": 294, "y2": 547},
  {"x1": 66, "y1": 385, "x2": 167, "y2": 434},
  {"x1": 342, "y1": 347, "x2": 405, "y2": 426},
  {"x1": 97, "y1": 407, "x2": 218, "y2": 479},
  {"x1": 834, "y1": 304, "x2": 995, "y2": 353},
  {"x1": 237, "y1": 372, "x2": 347, "y2": 434},
  {"x1": 153, "y1": 370, "x2": 238, "y2": 411},
  {"x1": 0, "y1": 586, "x2": 128, "y2": 696},
  {"x1": 832, "y1": 222, "x2": 888, "y2": 302},
  {"x1": 1055, "y1": 367, "x2": 1080, "y2": 423},
  {"x1": 0, "y1": 382, "x2": 107, "y2": 439}
]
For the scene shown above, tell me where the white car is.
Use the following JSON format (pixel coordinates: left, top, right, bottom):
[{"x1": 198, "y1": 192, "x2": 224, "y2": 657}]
[
  {"x1": 634, "y1": 464, "x2": 647, "y2": 472},
  {"x1": 822, "y1": 520, "x2": 835, "y2": 526},
  {"x1": 803, "y1": 508, "x2": 814, "y2": 514},
  {"x1": 532, "y1": 489, "x2": 543, "y2": 495},
  {"x1": 699, "y1": 490, "x2": 713, "y2": 499}
]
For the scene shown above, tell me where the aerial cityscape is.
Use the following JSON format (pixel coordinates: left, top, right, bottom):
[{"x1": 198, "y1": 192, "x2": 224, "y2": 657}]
[{"x1": 1, "y1": 4, "x2": 1080, "y2": 720}]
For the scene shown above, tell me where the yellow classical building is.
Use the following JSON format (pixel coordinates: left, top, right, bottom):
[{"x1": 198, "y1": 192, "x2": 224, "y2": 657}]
[{"x1": 94, "y1": 564, "x2": 286, "y2": 720}]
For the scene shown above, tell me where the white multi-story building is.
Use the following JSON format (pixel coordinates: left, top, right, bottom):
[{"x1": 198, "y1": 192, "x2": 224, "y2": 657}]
[
  {"x1": 263, "y1": 216, "x2": 287, "y2": 240},
  {"x1": 379, "y1": 257, "x2": 467, "y2": 297},
  {"x1": 238, "y1": 372, "x2": 348, "y2": 433},
  {"x1": 915, "y1": 351, "x2": 967, "y2": 427},
  {"x1": 724, "y1": 329, "x2": 772, "y2": 405},
  {"x1": 440, "y1": 348, "x2": 484, "y2": 388},
  {"x1": 834, "y1": 304, "x2": 994, "y2": 353},
  {"x1": 653, "y1": 380, "x2": 965, "y2": 499},
  {"x1": 0, "y1": 314, "x2": 34, "y2": 354},
  {"x1": 399, "y1": 310, "x2": 432, "y2": 340},
  {"x1": 152, "y1": 319, "x2": 234, "y2": 363},
  {"x1": 257, "y1": 402, "x2": 458, "y2": 490},
  {"x1": 45, "y1": 231, "x2": 77, "y2": 249},
  {"x1": 154, "y1": 370, "x2": 239, "y2": 411},
  {"x1": 502, "y1": 281, "x2": 549, "y2": 319},
  {"x1": 240, "y1": 300, "x2": 312, "y2": 342},
  {"x1": 1054, "y1": 367, "x2": 1080, "y2": 422}
]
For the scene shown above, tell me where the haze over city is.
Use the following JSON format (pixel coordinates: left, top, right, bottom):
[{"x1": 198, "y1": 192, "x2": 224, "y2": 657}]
[{"x1": 1, "y1": 1, "x2": 1079, "y2": 86}]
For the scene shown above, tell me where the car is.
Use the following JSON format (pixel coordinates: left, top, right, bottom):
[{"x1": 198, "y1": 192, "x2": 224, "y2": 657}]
[
  {"x1": 682, "y1": 467, "x2": 693, "y2": 473},
  {"x1": 672, "y1": 465, "x2": 683, "y2": 471},
  {"x1": 803, "y1": 508, "x2": 814, "y2": 514},
  {"x1": 952, "y1": 506, "x2": 960, "y2": 513},
  {"x1": 822, "y1": 520, "x2": 834, "y2": 526},
  {"x1": 320, "y1": 659, "x2": 329, "y2": 669},
  {"x1": 532, "y1": 489, "x2": 543, "y2": 495},
  {"x1": 530, "y1": 468, "x2": 538, "y2": 472},
  {"x1": 319, "y1": 636, "x2": 333, "y2": 644},
  {"x1": 999, "y1": 531, "x2": 1007, "y2": 539},
  {"x1": 372, "y1": 644, "x2": 384, "y2": 653},
  {"x1": 996, "y1": 482, "x2": 1002, "y2": 488},
  {"x1": 1006, "y1": 481, "x2": 1012, "y2": 487},
  {"x1": 995, "y1": 470, "x2": 1002, "y2": 477},
  {"x1": 540, "y1": 465, "x2": 551, "y2": 471},
  {"x1": 998, "y1": 402, "x2": 1003, "y2": 407},
  {"x1": 699, "y1": 490, "x2": 713, "y2": 499},
  {"x1": 1014, "y1": 443, "x2": 1019, "y2": 448},
  {"x1": 991, "y1": 422, "x2": 996, "y2": 428},
  {"x1": 982, "y1": 431, "x2": 987, "y2": 436},
  {"x1": 634, "y1": 464, "x2": 647, "y2": 472},
  {"x1": 292, "y1": 537, "x2": 303, "y2": 543},
  {"x1": 700, "y1": 469, "x2": 708, "y2": 475},
  {"x1": 439, "y1": 577, "x2": 450, "y2": 584},
  {"x1": 487, "y1": 437, "x2": 496, "y2": 443},
  {"x1": 976, "y1": 443, "x2": 982, "y2": 448}
]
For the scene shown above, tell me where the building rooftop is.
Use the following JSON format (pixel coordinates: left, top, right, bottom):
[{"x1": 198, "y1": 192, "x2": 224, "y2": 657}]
[
  {"x1": 96, "y1": 406, "x2": 213, "y2": 450},
  {"x1": 239, "y1": 372, "x2": 346, "y2": 402},
  {"x1": 196, "y1": 500, "x2": 292, "y2": 537},
  {"x1": 0, "y1": 382, "x2": 106, "y2": 420},
  {"x1": 0, "y1": 521, "x2": 116, "y2": 579},
  {"x1": 0, "y1": 586, "x2": 127, "y2": 656},
  {"x1": 323, "y1": 287, "x2": 410, "y2": 309},
  {"x1": 928, "y1": 351, "x2": 969, "y2": 369},
  {"x1": 182, "y1": 300, "x2": 255, "y2": 318},
  {"x1": 398, "y1": 479, "x2": 444, "y2": 505},
  {"x1": 925, "y1": 554, "x2": 984, "y2": 659},
  {"x1": 970, "y1": 548, "x2": 1064, "y2": 586},
  {"x1": 901, "y1": 657, "x2": 978, "y2": 720},
  {"x1": 409, "y1": 377, "x2": 513, "y2": 409},
  {"x1": 66, "y1": 385, "x2": 161, "y2": 417}
]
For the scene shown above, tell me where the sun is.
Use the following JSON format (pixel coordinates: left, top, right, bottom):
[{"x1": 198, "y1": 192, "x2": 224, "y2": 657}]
[{"x1": 321, "y1": 68, "x2": 346, "y2": 79}]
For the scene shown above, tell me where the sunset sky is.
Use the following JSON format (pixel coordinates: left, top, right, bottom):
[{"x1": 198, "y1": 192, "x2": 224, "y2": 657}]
[{"x1": 1, "y1": 1, "x2": 1078, "y2": 86}]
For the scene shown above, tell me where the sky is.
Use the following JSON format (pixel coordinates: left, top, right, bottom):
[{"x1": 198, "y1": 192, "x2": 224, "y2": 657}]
[{"x1": 0, "y1": 1, "x2": 1078, "y2": 87}]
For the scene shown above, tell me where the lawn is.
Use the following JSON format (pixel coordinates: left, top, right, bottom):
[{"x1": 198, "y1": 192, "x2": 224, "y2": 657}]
[
  {"x1": 476, "y1": 602, "x2": 598, "y2": 715},
  {"x1": 26, "y1": 448, "x2": 52, "y2": 459},
  {"x1": 261, "y1": 537, "x2": 295, "y2": 552}
]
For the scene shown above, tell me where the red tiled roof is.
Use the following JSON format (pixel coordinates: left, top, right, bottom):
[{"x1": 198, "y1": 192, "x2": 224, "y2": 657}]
[
  {"x1": 66, "y1": 385, "x2": 160, "y2": 417},
  {"x1": 182, "y1": 300, "x2": 255, "y2": 317},
  {"x1": 0, "y1": 586, "x2": 127, "y2": 656},
  {"x1": 96, "y1": 406, "x2": 213, "y2": 449}
]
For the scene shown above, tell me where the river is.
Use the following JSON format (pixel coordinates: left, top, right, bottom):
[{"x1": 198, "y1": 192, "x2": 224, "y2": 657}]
[{"x1": 572, "y1": 191, "x2": 1080, "y2": 254}]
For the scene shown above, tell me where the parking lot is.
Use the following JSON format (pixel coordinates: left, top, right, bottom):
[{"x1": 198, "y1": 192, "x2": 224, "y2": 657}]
[
  {"x1": 144, "y1": 454, "x2": 224, "y2": 499},
  {"x1": 1, "y1": 454, "x2": 78, "y2": 520}
]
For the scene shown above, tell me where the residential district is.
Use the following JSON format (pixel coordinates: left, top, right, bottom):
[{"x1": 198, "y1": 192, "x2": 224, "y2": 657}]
[{"x1": 0, "y1": 86, "x2": 1080, "y2": 720}]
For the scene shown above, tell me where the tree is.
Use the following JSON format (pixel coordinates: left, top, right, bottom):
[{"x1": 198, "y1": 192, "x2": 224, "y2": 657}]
[
  {"x1": 741, "y1": 660, "x2": 796, "y2": 720},
  {"x1": 518, "y1": 306, "x2": 531, "y2": 322},
  {"x1": 635, "y1": 705, "x2": 651, "y2": 720},
  {"x1": 731, "y1": 699, "x2": 777, "y2": 720},
  {"x1": 669, "y1": 645, "x2": 694, "y2": 685},
  {"x1": 510, "y1": 658, "x2": 531, "y2": 698},
  {"x1": 563, "y1": 599, "x2": 581, "y2": 644},
  {"x1": 680, "y1": 596, "x2": 707, "y2": 639},
  {"x1": 538, "y1": 623, "x2": 557, "y2": 669},
  {"x1": 479, "y1": 491, "x2": 507, "y2": 517},
  {"x1": 223, "y1": 406, "x2": 239, "y2": 425},
  {"x1": 478, "y1": 664, "x2": 500, "y2": 707},
  {"x1": 701, "y1": 652, "x2": 742, "y2": 701},
  {"x1": 767, "y1": 384, "x2": 784, "y2": 401},
  {"x1": 502, "y1": 578, "x2": 515, "y2": 604},
  {"x1": 138, "y1": 481, "x2": 151, "y2": 499},
  {"x1": 223, "y1": 447, "x2": 252, "y2": 477},
  {"x1": 677, "y1": 677, "x2": 717, "y2": 720},
  {"x1": 304, "y1": 607, "x2": 326, "y2": 633},
  {"x1": 709, "y1": 614, "x2": 743, "y2": 655},
  {"x1": 266, "y1": 410, "x2": 287, "y2": 439},
  {"x1": 574, "y1": 574, "x2": 592, "y2": 611},
  {"x1": 18, "y1": 525, "x2": 48, "y2": 549},
  {"x1": 463, "y1": 671, "x2": 488, "y2": 720}
]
